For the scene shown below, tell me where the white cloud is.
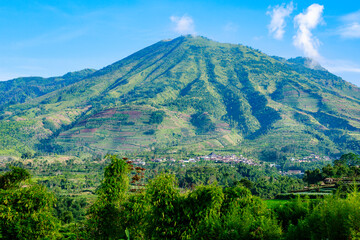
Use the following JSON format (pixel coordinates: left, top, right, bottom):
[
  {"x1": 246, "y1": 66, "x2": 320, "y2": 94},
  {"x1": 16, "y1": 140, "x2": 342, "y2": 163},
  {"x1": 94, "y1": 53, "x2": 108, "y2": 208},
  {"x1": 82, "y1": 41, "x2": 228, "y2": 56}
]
[
  {"x1": 341, "y1": 10, "x2": 360, "y2": 22},
  {"x1": 339, "y1": 23, "x2": 360, "y2": 38},
  {"x1": 0, "y1": 71, "x2": 19, "y2": 81},
  {"x1": 267, "y1": 2, "x2": 294, "y2": 40},
  {"x1": 323, "y1": 59, "x2": 360, "y2": 86},
  {"x1": 170, "y1": 15, "x2": 196, "y2": 35},
  {"x1": 331, "y1": 66, "x2": 360, "y2": 73},
  {"x1": 293, "y1": 4, "x2": 324, "y2": 62},
  {"x1": 324, "y1": 59, "x2": 360, "y2": 74},
  {"x1": 253, "y1": 36, "x2": 264, "y2": 41},
  {"x1": 223, "y1": 22, "x2": 238, "y2": 33},
  {"x1": 12, "y1": 28, "x2": 88, "y2": 49},
  {"x1": 338, "y1": 10, "x2": 360, "y2": 38}
]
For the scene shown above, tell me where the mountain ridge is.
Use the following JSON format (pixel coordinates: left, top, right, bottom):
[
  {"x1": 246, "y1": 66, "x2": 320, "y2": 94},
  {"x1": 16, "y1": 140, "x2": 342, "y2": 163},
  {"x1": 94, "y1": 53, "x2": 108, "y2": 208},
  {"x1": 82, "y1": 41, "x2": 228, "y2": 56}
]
[
  {"x1": 0, "y1": 68, "x2": 96, "y2": 109},
  {"x1": 0, "y1": 35, "x2": 359, "y2": 159}
]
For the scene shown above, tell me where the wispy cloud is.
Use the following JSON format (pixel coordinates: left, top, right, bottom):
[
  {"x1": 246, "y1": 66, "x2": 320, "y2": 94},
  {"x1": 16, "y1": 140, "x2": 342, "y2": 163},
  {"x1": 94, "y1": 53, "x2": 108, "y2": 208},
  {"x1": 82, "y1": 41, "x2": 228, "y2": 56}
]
[
  {"x1": 342, "y1": 10, "x2": 360, "y2": 22},
  {"x1": 338, "y1": 10, "x2": 360, "y2": 38},
  {"x1": 322, "y1": 58, "x2": 360, "y2": 86},
  {"x1": 293, "y1": 4, "x2": 324, "y2": 62},
  {"x1": 0, "y1": 70, "x2": 20, "y2": 81},
  {"x1": 324, "y1": 59, "x2": 360, "y2": 74},
  {"x1": 12, "y1": 27, "x2": 88, "y2": 49},
  {"x1": 223, "y1": 22, "x2": 238, "y2": 33},
  {"x1": 36, "y1": 3, "x2": 72, "y2": 18},
  {"x1": 253, "y1": 36, "x2": 264, "y2": 41},
  {"x1": 170, "y1": 15, "x2": 196, "y2": 35},
  {"x1": 267, "y1": 2, "x2": 294, "y2": 40},
  {"x1": 331, "y1": 66, "x2": 360, "y2": 73}
]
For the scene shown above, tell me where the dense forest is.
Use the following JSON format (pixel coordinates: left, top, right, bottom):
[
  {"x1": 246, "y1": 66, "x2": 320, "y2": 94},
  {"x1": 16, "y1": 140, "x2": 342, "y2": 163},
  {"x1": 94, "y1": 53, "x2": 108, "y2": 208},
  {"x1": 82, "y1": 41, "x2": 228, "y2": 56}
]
[{"x1": 1, "y1": 153, "x2": 360, "y2": 239}]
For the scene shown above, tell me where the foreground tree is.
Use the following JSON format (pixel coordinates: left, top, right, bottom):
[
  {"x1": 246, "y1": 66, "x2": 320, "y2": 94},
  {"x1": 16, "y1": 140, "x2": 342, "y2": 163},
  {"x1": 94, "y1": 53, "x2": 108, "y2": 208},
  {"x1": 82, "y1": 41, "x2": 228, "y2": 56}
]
[
  {"x1": 87, "y1": 155, "x2": 130, "y2": 240},
  {"x1": 145, "y1": 173, "x2": 183, "y2": 239},
  {"x1": 145, "y1": 174, "x2": 282, "y2": 239},
  {"x1": 0, "y1": 166, "x2": 59, "y2": 239},
  {"x1": 195, "y1": 185, "x2": 282, "y2": 240},
  {"x1": 286, "y1": 191, "x2": 360, "y2": 240}
]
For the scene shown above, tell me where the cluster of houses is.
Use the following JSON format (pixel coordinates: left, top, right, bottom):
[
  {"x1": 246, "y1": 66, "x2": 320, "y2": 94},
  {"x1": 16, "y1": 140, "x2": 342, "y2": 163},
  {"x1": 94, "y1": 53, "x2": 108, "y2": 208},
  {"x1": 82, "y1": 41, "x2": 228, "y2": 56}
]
[
  {"x1": 289, "y1": 154, "x2": 331, "y2": 163},
  {"x1": 131, "y1": 152, "x2": 260, "y2": 166},
  {"x1": 284, "y1": 170, "x2": 304, "y2": 175},
  {"x1": 196, "y1": 153, "x2": 260, "y2": 166},
  {"x1": 130, "y1": 153, "x2": 331, "y2": 175}
]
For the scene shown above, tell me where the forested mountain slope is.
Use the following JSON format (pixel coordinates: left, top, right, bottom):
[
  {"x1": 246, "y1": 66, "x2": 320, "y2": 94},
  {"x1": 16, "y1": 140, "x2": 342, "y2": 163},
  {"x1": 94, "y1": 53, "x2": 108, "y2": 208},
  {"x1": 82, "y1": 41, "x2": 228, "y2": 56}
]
[
  {"x1": 0, "y1": 68, "x2": 96, "y2": 109},
  {"x1": 0, "y1": 35, "x2": 359, "y2": 158}
]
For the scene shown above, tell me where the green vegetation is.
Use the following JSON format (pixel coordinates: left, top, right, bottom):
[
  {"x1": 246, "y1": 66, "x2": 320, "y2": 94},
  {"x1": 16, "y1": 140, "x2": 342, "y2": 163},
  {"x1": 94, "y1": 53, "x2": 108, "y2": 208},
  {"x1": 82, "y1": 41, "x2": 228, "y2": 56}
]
[
  {"x1": 190, "y1": 112, "x2": 215, "y2": 133},
  {"x1": 0, "y1": 36, "x2": 358, "y2": 158},
  {"x1": 0, "y1": 167, "x2": 59, "y2": 239},
  {"x1": 175, "y1": 164, "x2": 304, "y2": 199},
  {"x1": 304, "y1": 153, "x2": 360, "y2": 185},
  {"x1": 281, "y1": 193, "x2": 360, "y2": 240},
  {"x1": 87, "y1": 155, "x2": 130, "y2": 239},
  {"x1": 1, "y1": 154, "x2": 360, "y2": 239},
  {"x1": 148, "y1": 110, "x2": 165, "y2": 124},
  {"x1": 0, "y1": 69, "x2": 96, "y2": 109},
  {"x1": 1, "y1": 35, "x2": 360, "y2": 239}
]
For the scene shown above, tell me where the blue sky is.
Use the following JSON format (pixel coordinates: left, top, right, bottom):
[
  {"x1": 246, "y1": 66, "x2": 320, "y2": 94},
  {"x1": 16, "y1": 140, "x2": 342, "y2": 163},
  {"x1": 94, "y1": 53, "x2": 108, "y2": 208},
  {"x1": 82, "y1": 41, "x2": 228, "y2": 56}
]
[{"x1": 1, "y1": 0, "x2": 360, "y2": 86}]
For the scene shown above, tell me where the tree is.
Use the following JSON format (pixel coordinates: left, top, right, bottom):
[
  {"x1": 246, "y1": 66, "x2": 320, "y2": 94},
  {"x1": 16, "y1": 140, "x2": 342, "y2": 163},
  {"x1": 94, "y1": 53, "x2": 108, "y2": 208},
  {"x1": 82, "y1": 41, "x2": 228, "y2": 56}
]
[
  {"x1": 190, "y1": 112, "x2": 215, "y2": 133},
  {"x1": 0, "y1": 167, "x2": 59, "y2": 239},
  {"x1": 184, "y1": 183, "x2": 224, "y2": 237},
  {"x1": 0, "y1": 166, "x2": 30, "y2": 189},
  {"x1": 195, "y1": 185, "x2": 282, "y2": 240},
  {"x1": 286, "y1": 192, "x2": 360, "y2": 240},
  {"x1": 303, "y1": 168, "x2": 322, "y2": 185},
  {"x1": 148, "y1": 111, "x2": 165, "y2": 124},
  {"x1": 87, "y1": 155, "x2": 130, "y2": 240},
  {"x1": 145, "y1": 173, "x2": 182, "y2": 239},
  {"x1": 338, "y1": 152, "x2": 360, "y2": 166}
]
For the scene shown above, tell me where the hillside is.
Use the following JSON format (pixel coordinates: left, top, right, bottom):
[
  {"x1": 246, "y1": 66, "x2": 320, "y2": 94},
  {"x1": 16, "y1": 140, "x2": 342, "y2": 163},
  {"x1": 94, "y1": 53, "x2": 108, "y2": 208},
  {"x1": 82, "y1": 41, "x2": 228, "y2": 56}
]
[
  {"x1": 0, "y1": 35, "x2": 359, "y2": 158},
  {"x1": 0, "y1": 68, "x2": 96, "y2": 109}
]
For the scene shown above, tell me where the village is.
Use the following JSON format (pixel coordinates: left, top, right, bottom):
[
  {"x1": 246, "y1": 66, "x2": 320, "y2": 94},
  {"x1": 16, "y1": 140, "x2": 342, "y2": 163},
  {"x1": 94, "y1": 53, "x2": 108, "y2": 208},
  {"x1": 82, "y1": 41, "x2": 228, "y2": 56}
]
[
  {"x1": 130, "y1": 152, "x2": 332, "y2": 177},
  {"x1": 289, "y1": 154, "x2": 331, "y2": 163},
  {"x1": 131, "y1": 152, "x2": 261, "y2": 166}
]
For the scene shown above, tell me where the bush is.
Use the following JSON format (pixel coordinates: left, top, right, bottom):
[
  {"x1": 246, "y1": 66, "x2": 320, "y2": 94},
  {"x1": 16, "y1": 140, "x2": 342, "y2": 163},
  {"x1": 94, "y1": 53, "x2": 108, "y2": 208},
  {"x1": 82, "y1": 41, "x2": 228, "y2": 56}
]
[
  {"x1": 190, "y1": 112, "x2": 215, "y2": 133},
  {"x1": 148, "y1": 111, "x2": 165, "y2": 124},
  {"x1": 143, "y1": 129, "x2": 155, "y2": 135},
  {"x1": 286, "y1": 192, "x2": 360, "y2": 240}
]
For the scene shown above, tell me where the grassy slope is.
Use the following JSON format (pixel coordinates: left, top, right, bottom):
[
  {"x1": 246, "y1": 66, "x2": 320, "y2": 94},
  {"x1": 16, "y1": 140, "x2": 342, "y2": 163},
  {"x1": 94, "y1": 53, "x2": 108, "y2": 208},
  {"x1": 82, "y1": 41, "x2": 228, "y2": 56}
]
[
  {"x1": 0, "y1": 36, "x2": 359, "y2": 157},
  {"x1": 0, "y1": 69, "x2": 96, "y2": 109}
]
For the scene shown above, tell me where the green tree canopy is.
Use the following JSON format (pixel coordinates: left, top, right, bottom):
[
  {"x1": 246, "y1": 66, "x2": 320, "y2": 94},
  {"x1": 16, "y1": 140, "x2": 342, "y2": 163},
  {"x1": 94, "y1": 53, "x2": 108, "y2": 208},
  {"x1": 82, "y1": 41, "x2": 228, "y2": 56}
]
[{"x1": 0, "y1": 167, "x2": 59, "y2": 239}]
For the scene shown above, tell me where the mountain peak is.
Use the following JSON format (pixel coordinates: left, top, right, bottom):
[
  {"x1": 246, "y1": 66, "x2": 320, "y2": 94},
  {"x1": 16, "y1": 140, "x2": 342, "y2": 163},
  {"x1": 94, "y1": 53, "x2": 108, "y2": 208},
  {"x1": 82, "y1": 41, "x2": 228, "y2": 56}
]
[
  {"x1": 288, "y1": 57, "x2": 326, "y2": 71},
  {"x1": 164, "y1": 35, "x2": 223, "y2": 46},
  {"x1": 182, "y1": 34, "x2": 210, "y2": 40},
  {"x1": 1, "y1": 36, "x2": 359, "y2": 157}
]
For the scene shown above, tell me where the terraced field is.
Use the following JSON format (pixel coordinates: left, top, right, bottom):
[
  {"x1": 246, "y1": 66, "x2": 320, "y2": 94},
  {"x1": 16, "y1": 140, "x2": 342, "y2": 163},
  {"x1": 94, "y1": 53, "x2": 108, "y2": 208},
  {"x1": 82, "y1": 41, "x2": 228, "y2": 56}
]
[{"x1": 0, "y1": 35, "x2": 359, "y2": 157}]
